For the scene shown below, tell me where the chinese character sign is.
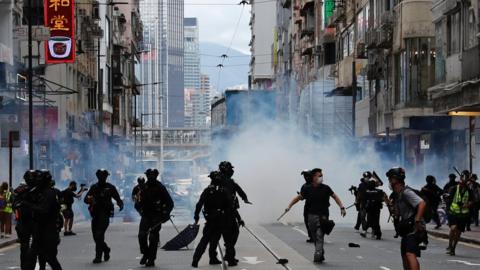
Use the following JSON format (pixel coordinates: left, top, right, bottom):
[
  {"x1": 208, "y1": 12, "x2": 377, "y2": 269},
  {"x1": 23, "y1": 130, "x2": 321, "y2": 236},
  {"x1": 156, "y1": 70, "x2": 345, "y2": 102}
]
[{"x1": 44, "y1": 0, "x2": 75, "y2": 63}]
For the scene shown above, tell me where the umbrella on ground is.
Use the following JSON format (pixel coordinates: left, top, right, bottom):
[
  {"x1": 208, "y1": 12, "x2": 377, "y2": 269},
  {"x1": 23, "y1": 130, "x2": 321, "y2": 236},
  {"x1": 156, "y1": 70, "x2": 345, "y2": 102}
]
[{"x1": 162, "y1": 224, "x2": 200, "y2": 251}]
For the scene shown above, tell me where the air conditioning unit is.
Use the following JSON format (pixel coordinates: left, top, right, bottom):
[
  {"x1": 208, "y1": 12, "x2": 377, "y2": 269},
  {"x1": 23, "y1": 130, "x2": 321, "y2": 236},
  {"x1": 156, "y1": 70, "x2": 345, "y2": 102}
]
[{"x1": 78, "y1": 9, "x2": 87, "y2": 17}]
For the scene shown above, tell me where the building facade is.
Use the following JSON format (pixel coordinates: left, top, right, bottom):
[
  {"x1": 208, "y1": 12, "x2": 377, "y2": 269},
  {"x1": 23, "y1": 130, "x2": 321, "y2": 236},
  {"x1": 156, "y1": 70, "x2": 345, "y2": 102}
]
[{"x1": 138, "y1": 0, "x2": 184, "y2": 129}]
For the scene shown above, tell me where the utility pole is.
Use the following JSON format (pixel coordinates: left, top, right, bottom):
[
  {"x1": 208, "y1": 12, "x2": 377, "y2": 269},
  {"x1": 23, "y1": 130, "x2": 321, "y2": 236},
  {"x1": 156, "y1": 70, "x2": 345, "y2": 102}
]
[{"x1": 27, "y1": 0, "x2": 34, "y2": 169}]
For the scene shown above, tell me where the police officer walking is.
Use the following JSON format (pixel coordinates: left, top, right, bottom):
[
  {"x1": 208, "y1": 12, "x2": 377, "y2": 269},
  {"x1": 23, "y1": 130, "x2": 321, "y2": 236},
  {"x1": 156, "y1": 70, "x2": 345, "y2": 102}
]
[
  {"x1": 84, "y1": 169, "x2": 124, "y2": 264},
  {"x1": 286, "y1": 168, "x2": 346, "y2": 263},
  {"x1": 387, "y1": 167, "x2": 426, "y2": 270},
  {"x1": 136, "y1": 169, "x2": 174, "y2": 267},
  {"x1": 192, "y1": 171, "x2": 233, "y2": 268},
  {"x1": 354, "y1": 172, "x2": 370, "y2": 231},
  {"x1": 13, "y1": 170, "x2": 38, "y2": 270},
  {"x1": 445, "y1": 170, "x2": 474, "y2": 256},
  {"x1": 214, "y1": 161, "x2": 250, "y2": 265},
  {"x1": 25, "y1": 170, "x2": 63, "y2": 270},
  {"x1": 360, "y1": 179, "x2": 387, "y2": 239},
  {"x1": 421, "y1": 175, "x2": 443, "y2": 229}
]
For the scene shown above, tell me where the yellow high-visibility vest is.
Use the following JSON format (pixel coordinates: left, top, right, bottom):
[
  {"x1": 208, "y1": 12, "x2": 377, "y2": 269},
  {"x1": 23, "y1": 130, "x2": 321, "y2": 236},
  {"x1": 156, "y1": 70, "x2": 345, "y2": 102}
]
[{"x1": 450, "y1": 186, "x2": 469, "y2": 215}]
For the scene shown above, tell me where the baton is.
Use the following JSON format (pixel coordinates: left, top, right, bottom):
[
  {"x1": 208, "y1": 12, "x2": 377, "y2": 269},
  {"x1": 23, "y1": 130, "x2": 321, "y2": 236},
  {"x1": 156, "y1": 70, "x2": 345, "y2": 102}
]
[
  {"x1": 345, "y1": 203, "x2": 356, "y2": 210},
  {"x1": 277, "y1": 209, "x2": 289, "y2": 221},
  {"x1": 453, "y1": 166, "x2": 462, "y2": 177},
  {"x1": 217, "y1": 241, "x2": 228, "y2": 269}
]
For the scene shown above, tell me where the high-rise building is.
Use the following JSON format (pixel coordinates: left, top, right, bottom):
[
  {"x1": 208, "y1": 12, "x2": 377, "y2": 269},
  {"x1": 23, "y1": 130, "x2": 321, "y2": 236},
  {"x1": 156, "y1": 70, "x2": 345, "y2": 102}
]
[
  {"x1": 184, "y1": 18, "x2": 200, "y2": 90},
  {"x1": 139, "y1": 0, "x2": 184, "y2": 128}
]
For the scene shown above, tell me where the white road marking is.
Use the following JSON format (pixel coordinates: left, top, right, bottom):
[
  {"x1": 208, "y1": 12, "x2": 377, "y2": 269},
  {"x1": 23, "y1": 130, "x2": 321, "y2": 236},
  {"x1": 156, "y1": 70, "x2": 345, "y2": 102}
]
[
  {"x1": 356, "y1": 256, "x2": 364, "y2": 260},
  {"x1": 241, "y1": 257, "x2": 264, "y2": 265},
  {"x1": 136, "y1": 256, "x2": 141, "y2": 259},
  {"x1": 292, "y1": 226, "x2": 309, "y2": 237},
  {"x1": 380, "y1": 266, "x2": 392, "y2": 270},
  {"x1": 339, "y1": 247, "x2": 346, "y2": 251},
  {"x1": 448, "y1": 260, "x2": 480, "y2": 266}
]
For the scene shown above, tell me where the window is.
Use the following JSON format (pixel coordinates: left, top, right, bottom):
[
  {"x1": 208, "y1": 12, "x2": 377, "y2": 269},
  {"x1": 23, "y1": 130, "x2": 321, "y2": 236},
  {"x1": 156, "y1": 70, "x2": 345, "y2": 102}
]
[
  {"x1": 435, "y1": 22, "x2": 445, "y2": 83},
  {"x1": 464, "y1": 7, "x2": 477, "y2": 49},
  {"x1": 447, "y1": 11, "x2": 460, "y2": 55},
  {"x1": 396, "y1": 38, "x2": 436, "y2": 105}
]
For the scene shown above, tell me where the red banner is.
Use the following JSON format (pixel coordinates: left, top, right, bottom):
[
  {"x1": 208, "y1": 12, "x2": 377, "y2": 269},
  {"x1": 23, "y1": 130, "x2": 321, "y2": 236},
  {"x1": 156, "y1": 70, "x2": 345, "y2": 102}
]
[{"x1": 44, "y1": 0, "x2": 75, "y2": 63}]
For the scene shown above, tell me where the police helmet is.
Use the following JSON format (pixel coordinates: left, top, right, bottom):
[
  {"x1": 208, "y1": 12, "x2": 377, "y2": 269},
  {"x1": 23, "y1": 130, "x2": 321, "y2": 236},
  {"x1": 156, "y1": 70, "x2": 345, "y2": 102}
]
[
  {"x1": 386, "y1": 167, "x2": 406, "y2": 182},
  {"x1": 219, "y1": 161, "x2": 234, "y2": 171},
  {"x1": 137, "y1": 176, "x2": 146, "y2": 185},
  {"x1": 363, "y1": 171, "x2": 372, "y2": 179},
  {"x1": 426, "y1": 175, "x2": 436, "y2": 184},
  {"x1": 449, "y1": 173, "x2": 457, "y2": 180},
  {"x1": 96, "y1": 169, "x2": 110, "y2": 178},
  {"x1": 145, "y1": 168, "x2": 159, "y2": 178},
  {"x1": 461, "y1": 170, "x2": 470, "y2": 180}
]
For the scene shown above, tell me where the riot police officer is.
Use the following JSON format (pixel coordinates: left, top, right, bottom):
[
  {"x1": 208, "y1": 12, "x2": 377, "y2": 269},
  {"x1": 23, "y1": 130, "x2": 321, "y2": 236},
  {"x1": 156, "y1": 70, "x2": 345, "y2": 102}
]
[
  {"x1": 137, "y1": 169, "x2": 174, "y2": 267},
  {"x1": 192, "y1": 171, "x2": 233, "y2": 268},
  {"x1": 354, "y1": 172, "x2": 370, "y2": 230},
  {"x1": 13, "y1": 170, "x2": 38, "y2": 270},
  {"x1": 361, "y1": 180, "x2": 386, "y2": 240},
  {"x1": 26, "y1": 170, "x2": 63, "y2": 270},
  {"x1": 215, "y1": 161, "x2": 250, "y2": 265},
  {"x1": 84, "y1": 169, "x2": 124, "y2": 264}
]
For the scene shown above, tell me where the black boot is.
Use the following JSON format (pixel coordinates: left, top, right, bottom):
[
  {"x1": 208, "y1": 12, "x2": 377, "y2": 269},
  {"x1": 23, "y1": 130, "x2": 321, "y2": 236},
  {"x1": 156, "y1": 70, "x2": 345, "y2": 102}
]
[
  {"x1": 209, "y1": 258, "x2": 222, "y2": 265},
  {"x1": 104, "y1": 247, "x2": 111, "y2": 262},
  {"x1": 92, "y1": 253, "x2": 102, "y2": 264},
  {"x1": 140, "y1": 255, "x2": 148, "y2": 265},
  {"x1": 145, "y1": 258, "x2": 155, "y2": 267}
]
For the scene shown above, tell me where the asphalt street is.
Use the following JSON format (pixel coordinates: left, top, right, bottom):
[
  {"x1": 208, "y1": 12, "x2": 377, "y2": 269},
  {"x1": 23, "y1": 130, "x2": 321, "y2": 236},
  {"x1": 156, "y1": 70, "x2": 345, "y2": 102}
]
[{"x1": 0, "y1": 220, "x2": 479, "y2": 270}]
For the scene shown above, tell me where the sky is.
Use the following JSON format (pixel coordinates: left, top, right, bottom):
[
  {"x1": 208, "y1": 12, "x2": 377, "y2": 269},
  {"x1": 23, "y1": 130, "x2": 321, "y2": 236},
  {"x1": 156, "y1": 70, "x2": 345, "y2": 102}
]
[{"x1": 184, "y1": 0, "x2": 252, "y2": 55}]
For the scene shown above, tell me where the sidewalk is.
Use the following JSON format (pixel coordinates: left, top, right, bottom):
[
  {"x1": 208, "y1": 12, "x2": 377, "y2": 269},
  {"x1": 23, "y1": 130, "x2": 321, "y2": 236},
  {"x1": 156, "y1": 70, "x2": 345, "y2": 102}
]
[
  {"x1": 427, "y1": 224, "x2": 480, "y2": 245},
  {"x1": 0, "y1": 231, "x2": 17, "y2": 249}
]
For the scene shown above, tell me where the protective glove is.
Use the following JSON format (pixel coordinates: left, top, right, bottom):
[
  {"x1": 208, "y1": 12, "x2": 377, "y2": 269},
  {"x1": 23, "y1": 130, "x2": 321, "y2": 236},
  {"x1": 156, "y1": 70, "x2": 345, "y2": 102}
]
[
  {"x1": 244, "y1": 200, "x2": 253, "y2": 205},
  {"x1": 194, "y1": 216, "x2": 199, "y2": 225},
  {"x1": 340, "y1": 207, "x2": 346, "y2": 217},
  {"x1": 118, "y1": 202, "x2": 124, "y2": 211},
  {"x1": 238, "y1": 220, "x2": 245, "y2": 227}
]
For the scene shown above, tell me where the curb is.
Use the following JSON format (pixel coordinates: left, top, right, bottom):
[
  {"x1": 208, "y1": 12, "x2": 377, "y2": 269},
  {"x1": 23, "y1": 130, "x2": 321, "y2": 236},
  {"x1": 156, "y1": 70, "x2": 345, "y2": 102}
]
[
  {"x1": 427, "y1": 230, "x2": 480, "y2": 246},
  {"x1": 0, "y1": 238, "x2": 18, "y2": 249}
]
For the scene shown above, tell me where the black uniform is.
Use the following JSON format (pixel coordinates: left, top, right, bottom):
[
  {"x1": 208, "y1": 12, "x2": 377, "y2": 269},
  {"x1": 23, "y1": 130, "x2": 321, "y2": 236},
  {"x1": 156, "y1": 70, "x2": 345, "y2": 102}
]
[
  {"x1": 214, "y1": 176, "x2": 247, "y2": 263},
  {"x1": 421, "y1": 183, "x2": 443, "y2": 227},
  {"x1": 355, "y1": 181, "x2": 368, "y2": 230},
  {"x1": 362, "y1": 184, "x2": 385, "y2": 239},
  {"x1": 84, "y1": 182, "x2": 123, "y2": 263},
  {"x1": 137, "y1": 179, "x2": 173, "y2": 266},
  {"x1": 13, "y1": 183, "x2": 36, "y2": 270},
  {"x1": 192, "y1": 184, "x2": 233, "y2": 267},
  {"x1": 27, "y1": 184, "x2": 63, "y2": 270}
]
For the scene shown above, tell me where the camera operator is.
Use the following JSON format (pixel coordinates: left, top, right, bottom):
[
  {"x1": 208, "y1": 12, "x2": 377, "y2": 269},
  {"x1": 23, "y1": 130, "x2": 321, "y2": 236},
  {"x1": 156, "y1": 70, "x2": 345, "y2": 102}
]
[{"x1": 62, "y1": 181, "x2": 88, "y2": 236}]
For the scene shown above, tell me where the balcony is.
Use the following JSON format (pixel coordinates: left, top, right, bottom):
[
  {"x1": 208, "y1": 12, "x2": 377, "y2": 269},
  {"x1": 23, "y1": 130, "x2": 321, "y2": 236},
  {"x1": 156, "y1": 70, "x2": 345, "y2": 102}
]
[
  {"x1": 377, "y1": 28, "x2": 393, "y2": 48},
  {"x1": 461, "y1": 45, "x2": 480, "y2": 81},
  {"x1": 394, "y1": 0, "x2": 434, "y2": 41},
  {"x1": 330, "y1": 6, "x2": 346, "y2": 26},
  {"x1": 365, "y1": 29, "x2": 378, "y2": 48}
]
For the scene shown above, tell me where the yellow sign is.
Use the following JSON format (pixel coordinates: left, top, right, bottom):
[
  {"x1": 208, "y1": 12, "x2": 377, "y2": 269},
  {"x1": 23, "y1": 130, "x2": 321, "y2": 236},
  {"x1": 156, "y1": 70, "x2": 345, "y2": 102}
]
[{"x1": 49, "y1": 0, "x2": 70, "y2": 12}]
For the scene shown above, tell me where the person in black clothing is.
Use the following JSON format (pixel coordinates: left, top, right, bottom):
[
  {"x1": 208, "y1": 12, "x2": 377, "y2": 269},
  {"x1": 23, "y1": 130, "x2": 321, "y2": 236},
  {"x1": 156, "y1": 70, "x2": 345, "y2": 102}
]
[
  {"x1": 300, "y1": 170, "x2": 314, "y2": 242},
  {"x1": 286, "y1": 168, "x2": 346, "y2": 263},
  {"x1": 25, "y1": 170, "x2": 63, "y2": 270},
  {"x1": 192, "y1": 171, "x2": 233, "y2": 268},
  {"x1": 443, "y1": 174, "x2": 458, "y2": 194},
  {"x1": 62, "y1": 181, "x2": 87, "y2": 236},
  {"x1": 136, "y1": 169, "x2": 174, "y2": 267},
  {"x1": 131, "y1": 176, "x2": 146, "y2": 215},
  {"x1": 212, "y1": 161, "x2": 250, "y2": 266},
  {"x1": 355, "y1": 172, "x2": 370, "y2": 230},
  {"x1": 421, "y1": 175, "x2": 443, "y2": 229},
  {"x1": 13, "y1": 170, "x2": 39, "y2": 270},
  {"x1": 360, "y1": 180, "x2": 387, "y2": 240},
  {"x1": 84, "y1": 169, "x2": 124, "y2": 264}
]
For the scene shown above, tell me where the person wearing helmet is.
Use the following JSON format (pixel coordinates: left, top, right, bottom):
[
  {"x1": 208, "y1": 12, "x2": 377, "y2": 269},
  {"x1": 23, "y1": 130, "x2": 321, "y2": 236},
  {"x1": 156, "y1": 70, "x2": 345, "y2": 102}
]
[
  {"x1": 131, "y1": 176, "x2": 146, "y2": 215},
  {"x1": 84, "y1": 169, "x2": 124, "y2": 264},
  {"x1": 354, "y1": 172, "x2": 370, "y2": 231},
  {"x1": 13, "y1": 170, "x2": 39, "y2": 270},
  {"x1": 420, "y1": 175, "x2": 443, "y2": 229},
  {"x1": 286, "y1": 168, "x2": 346, "y2": 264},
  {"x1": 192, "y1": 171, "x2": 233, "y2": 268},
  {"x1": 387, "y1": 167, "x2": 426, "y2": 270},
  {"x1": 445, "y1": 170, "x2": 474, "y2": 255},
  {"x1": 360, "y1": 179, "x2": 387, "y2": 240},
  {"x1": 137, "y1": 169, "x2": 174, "y2": 267},
  {"x1": 214, "y1": 161, "x2": 251, "y2": 266},
  {"x1": 24, "y1": 170, "x2": 63, "y2": 270},
  {"x1": 443, "y1": 174, "x2": 459, "y2": 194}
]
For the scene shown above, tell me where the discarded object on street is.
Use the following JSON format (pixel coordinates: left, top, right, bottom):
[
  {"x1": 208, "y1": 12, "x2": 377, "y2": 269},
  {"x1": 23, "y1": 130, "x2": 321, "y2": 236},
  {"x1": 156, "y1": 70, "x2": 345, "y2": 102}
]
[
  {"x1": 162, "y1": 224, "x2": 200, "y2": 251},
  {"x1": 348, "y1": 243, "x2": 361, "y2": 248}
]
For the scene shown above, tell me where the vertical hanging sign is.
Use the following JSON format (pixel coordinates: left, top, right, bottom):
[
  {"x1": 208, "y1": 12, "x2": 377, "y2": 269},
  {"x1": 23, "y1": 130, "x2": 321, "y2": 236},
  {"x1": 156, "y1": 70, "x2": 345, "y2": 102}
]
[{"x1": 44, "y1": 0, "x2": 75, "y2": 63}]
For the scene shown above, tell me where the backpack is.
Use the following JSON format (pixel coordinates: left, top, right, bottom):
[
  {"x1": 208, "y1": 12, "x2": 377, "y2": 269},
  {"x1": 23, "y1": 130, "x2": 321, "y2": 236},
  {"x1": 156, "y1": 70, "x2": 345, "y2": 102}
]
[
  {"x1": 406, "y1": 187, "x2": 433, "y2": 223},
  {"x1": 203, "y1": 186, "x2": 227, "y2": 222}
]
